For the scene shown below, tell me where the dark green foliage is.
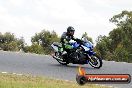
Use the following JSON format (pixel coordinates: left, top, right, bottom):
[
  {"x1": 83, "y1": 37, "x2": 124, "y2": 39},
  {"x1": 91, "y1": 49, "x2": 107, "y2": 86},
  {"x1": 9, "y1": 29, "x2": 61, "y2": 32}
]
[
  {"x1": 0, "y1": 30, "x2": 60, "y2": 55},
  {"x1": 31, "y1": 30, "x2": 60, "y2": 54},
  {"x1": 0, "y1": 32, "x2": 25, "y2": 51},
  {"x1": 96, "y1": 10, "x2": 132, "y2": 63},
  {"x1": 27, "y1": 43, "x2": 44, "y2": 54}
]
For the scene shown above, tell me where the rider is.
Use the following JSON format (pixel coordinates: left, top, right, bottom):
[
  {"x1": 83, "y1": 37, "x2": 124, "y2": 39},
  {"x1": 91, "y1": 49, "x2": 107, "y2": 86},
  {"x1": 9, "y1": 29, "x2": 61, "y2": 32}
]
[{"x1": 60, "y1": 26, "x2": 82, "y2": 54}]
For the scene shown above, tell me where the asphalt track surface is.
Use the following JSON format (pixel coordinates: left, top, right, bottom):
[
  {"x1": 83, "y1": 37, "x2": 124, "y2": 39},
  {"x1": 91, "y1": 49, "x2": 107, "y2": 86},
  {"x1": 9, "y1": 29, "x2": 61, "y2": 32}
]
[{"x1": 0, "y1": 51, "x2": 132, "y2": 88}]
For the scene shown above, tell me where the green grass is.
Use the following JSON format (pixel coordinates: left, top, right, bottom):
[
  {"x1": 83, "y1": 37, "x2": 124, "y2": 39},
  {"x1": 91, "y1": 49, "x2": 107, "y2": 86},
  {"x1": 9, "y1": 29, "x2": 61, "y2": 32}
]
[{"x1": 0, "y1": 73, "x2": 110, "y2": 88}]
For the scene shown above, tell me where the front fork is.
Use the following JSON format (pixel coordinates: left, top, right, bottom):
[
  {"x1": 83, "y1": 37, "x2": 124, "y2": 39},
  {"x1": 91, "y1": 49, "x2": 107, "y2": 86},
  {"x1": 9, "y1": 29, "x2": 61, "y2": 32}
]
[
  {"x1": 87, "y1": 51, "x2": 96, "y2": 63},
  {"x1": 87, "y1": 55, "x2": 94, "y2": 63}
]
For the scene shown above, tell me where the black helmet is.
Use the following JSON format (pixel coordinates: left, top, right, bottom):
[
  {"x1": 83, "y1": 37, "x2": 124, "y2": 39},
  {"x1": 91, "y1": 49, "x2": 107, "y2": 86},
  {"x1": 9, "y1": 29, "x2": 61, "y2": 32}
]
[{"x1": 67, "y1": 26, "x2": 75, "y2": 33}]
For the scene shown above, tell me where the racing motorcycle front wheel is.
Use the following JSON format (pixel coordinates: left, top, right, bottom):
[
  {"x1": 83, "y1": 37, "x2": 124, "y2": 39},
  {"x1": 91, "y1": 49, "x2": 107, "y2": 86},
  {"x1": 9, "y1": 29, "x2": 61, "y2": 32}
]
[{"x1": 88, "y1": 54, "x2": 102, "y2": 69}]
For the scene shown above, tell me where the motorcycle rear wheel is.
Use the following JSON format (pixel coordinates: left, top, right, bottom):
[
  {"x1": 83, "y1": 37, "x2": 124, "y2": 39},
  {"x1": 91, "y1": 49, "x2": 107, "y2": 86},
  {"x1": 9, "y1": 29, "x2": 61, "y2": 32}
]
[{"x1": 54, "y1": 52, "x2": 69, "y2": 65}]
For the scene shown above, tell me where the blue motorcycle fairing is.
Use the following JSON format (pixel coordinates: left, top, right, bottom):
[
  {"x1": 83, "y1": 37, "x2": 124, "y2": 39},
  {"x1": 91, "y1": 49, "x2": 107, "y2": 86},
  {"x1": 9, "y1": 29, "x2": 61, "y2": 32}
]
[
  {"x1": 70, "y1": 41, "x2": 96, "y2": 56},
  {"x1": 71, "y1": 42, "x2": 80, "y2": 48},
  {"x1": 84, "y1": 42, "x2": 93, "y2": 50},
  {"x1": 87, "y1": 50, "x2": 96, "y2": 56}
]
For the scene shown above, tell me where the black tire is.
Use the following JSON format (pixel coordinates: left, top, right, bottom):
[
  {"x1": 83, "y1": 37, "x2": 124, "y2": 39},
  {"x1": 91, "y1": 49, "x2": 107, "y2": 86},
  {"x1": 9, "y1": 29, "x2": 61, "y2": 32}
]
[
  {"x1": 57, "y1": 59, "x2": 69, "y2": 65},
  {"x1": 76, "y1": 75, "x2": 87, "y2": 85},
  {"x1": 54, "y1": 52, "x2": 69, "y2": 65},
  {"x1": 89, "y1": 54, "x2": 102, "y2": 69}
]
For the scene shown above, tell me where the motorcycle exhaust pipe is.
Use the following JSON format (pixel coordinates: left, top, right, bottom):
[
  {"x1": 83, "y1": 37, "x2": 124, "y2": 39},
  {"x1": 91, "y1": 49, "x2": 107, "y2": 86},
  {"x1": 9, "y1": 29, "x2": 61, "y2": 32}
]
[{"x1": 53, "y1": 55, "x2": 63, "y2": 62}]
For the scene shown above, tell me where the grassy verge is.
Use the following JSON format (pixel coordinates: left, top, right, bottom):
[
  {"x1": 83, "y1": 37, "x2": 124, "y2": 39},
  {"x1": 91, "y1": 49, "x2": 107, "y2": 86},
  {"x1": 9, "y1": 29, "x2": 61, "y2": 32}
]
[{"x1": 0, "y1": 73, "x2": 110, "y2": 88}]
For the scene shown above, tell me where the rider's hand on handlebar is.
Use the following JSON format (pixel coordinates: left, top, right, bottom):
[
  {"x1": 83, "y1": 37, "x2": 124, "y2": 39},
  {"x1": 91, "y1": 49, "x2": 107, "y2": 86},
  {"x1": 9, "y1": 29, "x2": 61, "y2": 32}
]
[{"x1": 76, "y1": 38, "x2": 83, "y2": 44}]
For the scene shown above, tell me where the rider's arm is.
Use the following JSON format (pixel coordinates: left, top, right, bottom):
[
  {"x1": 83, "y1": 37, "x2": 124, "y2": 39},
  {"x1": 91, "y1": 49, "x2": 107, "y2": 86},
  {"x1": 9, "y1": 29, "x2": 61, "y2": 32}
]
[
  {"x1": 61, "y1": 32, "x2": 69, "y2": 44},
  {"x1": 72, "y1": 36, "x2": 83, "y2": 44}
]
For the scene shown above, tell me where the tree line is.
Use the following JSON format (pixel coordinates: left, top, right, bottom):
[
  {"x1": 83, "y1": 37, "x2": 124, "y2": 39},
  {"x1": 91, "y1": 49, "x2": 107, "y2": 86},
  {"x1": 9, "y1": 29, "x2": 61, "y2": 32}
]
[
  {"x1": 95, "y1": 10, "x2": 132, "y2": 63},
  {"x1": 0, "y1": 30, "x2": 60, "y2": 54},
  {"x1": 0, "y1": 10, "x2": 132, "y2": 63},
  {"x1": 0, "y1": 32, "x2": 25, "y2": 51}
]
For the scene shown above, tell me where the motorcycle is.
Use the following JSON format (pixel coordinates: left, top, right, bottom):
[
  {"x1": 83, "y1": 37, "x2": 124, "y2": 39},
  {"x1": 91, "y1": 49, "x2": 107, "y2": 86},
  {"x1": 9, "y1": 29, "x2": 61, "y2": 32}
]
[{"x1": 51, "y1": 37, "x2": 102, "y2": 69}]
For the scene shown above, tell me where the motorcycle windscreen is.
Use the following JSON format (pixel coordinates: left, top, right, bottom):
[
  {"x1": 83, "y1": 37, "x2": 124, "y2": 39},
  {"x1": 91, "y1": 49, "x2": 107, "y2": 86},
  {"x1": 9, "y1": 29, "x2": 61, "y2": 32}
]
[{"x1": 84, "y1": 42, "x2": 93, "y2": 49}]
